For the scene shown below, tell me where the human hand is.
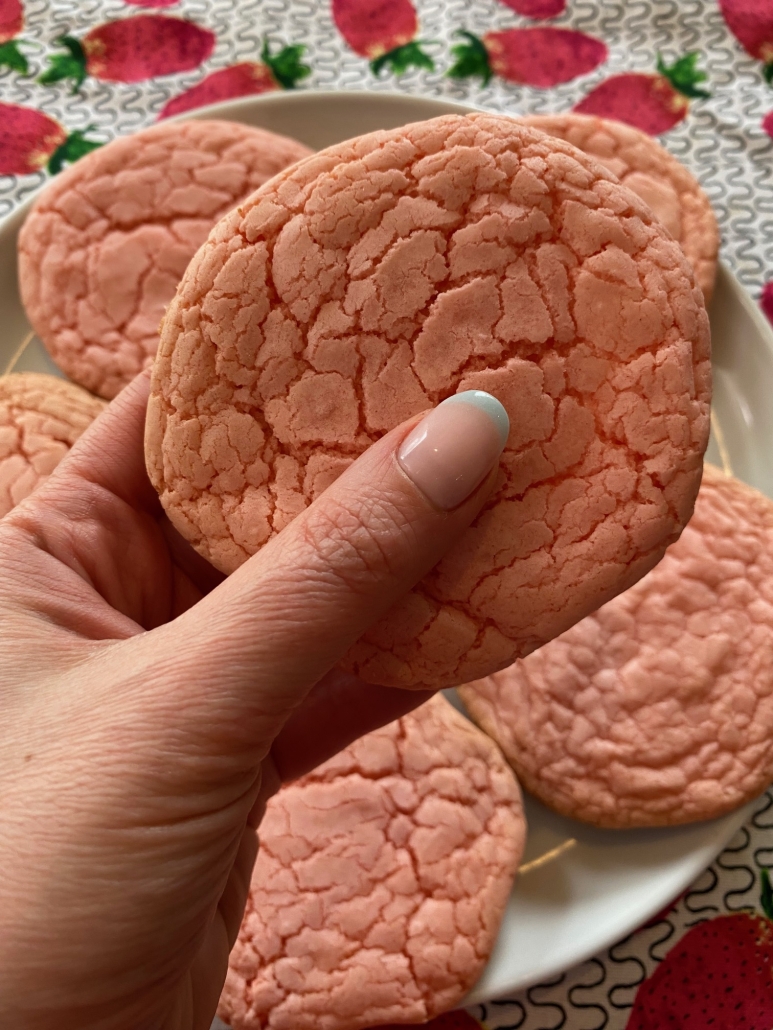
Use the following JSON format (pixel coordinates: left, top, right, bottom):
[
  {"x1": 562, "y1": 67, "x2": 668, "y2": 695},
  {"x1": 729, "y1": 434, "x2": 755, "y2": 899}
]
[{"x1": 0, "y1": 371, "x2": 507, "y2": 1030}]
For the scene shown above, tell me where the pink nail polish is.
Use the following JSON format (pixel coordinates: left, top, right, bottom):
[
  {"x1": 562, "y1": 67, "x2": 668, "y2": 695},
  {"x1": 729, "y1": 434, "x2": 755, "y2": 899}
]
[{"x1": 397, "y1": 391, "x2": 509, "y2": 511}]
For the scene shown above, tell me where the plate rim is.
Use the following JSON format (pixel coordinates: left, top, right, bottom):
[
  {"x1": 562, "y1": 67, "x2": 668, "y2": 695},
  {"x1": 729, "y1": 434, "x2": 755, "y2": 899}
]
[{"x1": 465, "y1": 795, "x2": 757, "y2": 1002}]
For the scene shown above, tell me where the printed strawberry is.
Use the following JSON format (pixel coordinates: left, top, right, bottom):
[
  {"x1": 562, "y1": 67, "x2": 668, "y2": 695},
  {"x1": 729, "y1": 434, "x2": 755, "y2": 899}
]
[
  {"x1": 762, "y1": 281, "x2": 773, "y2": 325},
  {"x1": 498, "y1": 0, "x2": 567, "y2": 18},
  {"x1": 764, "y1": 108, "x2": 773, "y2": 137},
  {"x1": 159, "y1": 39, "x2": 309, "y2": 119},
  {"x1": 332, "y1": 0, "x2": 434, "y2": 76},
  {"x1": 0, "y1": 102, "x2": 101, "y2": 175},
  {"x1": 448, "y1": 26, "x2": 606, "y2": 87},
  {"x1": 0, "y1": 0, "x2": 27, "y2": 73},
  {"x1": 39, "y1": 15, "x2": 215, "y2": 91},
  {"x1": 368, "y1": 1012, "x2": 483, "y2": 1030},
  {"x1": 719, "y1": 0, "x2": 773, "y2": 84},
  {"x1": 574, "y1": 52, "x2": 710, "y2": 134},
  {"x1": 626, "y1": 869, "x2": 773, "y2": 1029}
]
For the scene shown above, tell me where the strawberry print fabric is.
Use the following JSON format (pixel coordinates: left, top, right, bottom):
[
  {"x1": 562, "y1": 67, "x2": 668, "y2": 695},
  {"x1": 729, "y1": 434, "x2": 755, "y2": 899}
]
[
  {"x1": 1, "y1": 2, "x2": 773, "y2": 1028},
  {"x1": 1, "y1": 0, "x2": 772, "y2": 311}
]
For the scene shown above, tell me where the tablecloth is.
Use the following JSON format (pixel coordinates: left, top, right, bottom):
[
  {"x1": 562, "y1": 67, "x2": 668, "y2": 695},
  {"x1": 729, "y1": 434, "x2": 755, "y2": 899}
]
[{"x1": 2, "y1": 1, "x2": 773, "y2": 1027}]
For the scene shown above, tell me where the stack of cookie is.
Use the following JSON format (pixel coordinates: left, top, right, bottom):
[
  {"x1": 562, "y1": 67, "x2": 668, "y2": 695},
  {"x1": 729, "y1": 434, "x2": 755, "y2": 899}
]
[{"x1": 14, "y1": 108, "x2": 769, "y2": 1030}]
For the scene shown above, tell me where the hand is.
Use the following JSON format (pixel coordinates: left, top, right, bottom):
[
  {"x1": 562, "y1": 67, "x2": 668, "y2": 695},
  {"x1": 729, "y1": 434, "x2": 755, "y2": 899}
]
[{"x1": 0, "y1": 371, "x2": 507, "y2": 1030}]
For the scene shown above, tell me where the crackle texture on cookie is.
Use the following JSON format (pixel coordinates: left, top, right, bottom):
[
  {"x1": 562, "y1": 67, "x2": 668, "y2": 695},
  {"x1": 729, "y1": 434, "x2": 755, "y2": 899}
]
[
  {"x1": 460, "y1": 465, "x2": 773, "y2": 829},
  {"x1": 218, "y1": 695, "x2": 525, "y2": 1030},
  {"x1": 18, "y1": 120, "x2": 311, "y2": 399},
  {"x1": 522, "y1": 113, "x2": 719, "y2": 302},
  {"x1": 146, "y1": 112, "x2": 711, "y2": 690},
  {"x1": 0, "y1": 372, "x2": 105, "y2": 516}
]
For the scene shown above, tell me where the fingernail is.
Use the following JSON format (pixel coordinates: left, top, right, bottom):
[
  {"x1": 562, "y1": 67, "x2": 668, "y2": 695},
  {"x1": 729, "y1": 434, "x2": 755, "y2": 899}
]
[{"x1": 397, "y1": 391, "x2": 509, "y2": 511}]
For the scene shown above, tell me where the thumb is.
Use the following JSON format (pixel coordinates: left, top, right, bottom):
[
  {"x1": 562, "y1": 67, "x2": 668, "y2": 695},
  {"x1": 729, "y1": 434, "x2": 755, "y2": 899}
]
[{"x1": 153, "y1": 391, "x2": 509, "y2": 753}]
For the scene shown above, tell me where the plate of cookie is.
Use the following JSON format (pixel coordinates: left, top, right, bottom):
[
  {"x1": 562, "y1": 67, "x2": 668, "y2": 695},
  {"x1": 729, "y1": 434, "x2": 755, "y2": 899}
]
[{"x1": 3, "y1": 90, "x2": 773, "y2": 1022}]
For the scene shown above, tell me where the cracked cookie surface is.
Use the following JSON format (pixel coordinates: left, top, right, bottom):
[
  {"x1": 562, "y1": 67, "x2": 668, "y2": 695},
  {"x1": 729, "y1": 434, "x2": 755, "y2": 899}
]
[
  {"x1": 18, "y1": 120, "x2": 311, "y2": 399},
  {"x1": 218, "y1": 695, "x2": 525, "y2": 1030},
  {"x1": 146, "y1": 112, "x2": 711, "y2": 690},
  {"x1": 460, "y1": 464, "x2": 773, "y2": 829},
  {"x1": 522, "y1": 113, "x2": 719, "y2": 303},
  {"x1": 0, "y1": 372, "x2": 105, "y2": 516}
]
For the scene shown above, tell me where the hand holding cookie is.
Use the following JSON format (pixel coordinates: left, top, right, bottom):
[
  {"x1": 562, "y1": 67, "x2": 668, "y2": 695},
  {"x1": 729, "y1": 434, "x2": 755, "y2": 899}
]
[{"x1": 0, "y1": 370, "x2": 508, "y2": 1030}]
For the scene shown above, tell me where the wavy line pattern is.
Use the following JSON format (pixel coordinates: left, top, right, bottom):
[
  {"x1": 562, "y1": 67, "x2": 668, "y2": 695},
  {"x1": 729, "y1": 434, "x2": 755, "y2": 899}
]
[
  {"x1": 2, "y1": 4, "x2": 773, "y2": 1029},
  {"x1": 567, "y1": 959, "x2": 608, "y2": 1030},
  {"x1": 606, "y1": 936, "x2": 646, "y2": 1011},
  {"x1": 488, "y1": 998, "x2": 527, "y2": 1029},
  {"x1": 524, "y1": 973, "x2": 568, "y2": 1030},
  {"x1": 683, "y1": 863, "x2": 720, "y2": 923},
  {"x1": 716, "y1": 826, "x2": 758, "y2": 913},
  {"x1": 752, "y1": 793, "x2": 773, "y2": 873},
  {"x1": 643, "y1": 916, "x2": 678, "y2": 965}
]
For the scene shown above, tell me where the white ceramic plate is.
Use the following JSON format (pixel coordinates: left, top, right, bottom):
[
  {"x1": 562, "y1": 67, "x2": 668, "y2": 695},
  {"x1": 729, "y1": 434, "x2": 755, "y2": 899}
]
[{"x1": 2, "y1": 90, "x2": 771, "y2": 1009}]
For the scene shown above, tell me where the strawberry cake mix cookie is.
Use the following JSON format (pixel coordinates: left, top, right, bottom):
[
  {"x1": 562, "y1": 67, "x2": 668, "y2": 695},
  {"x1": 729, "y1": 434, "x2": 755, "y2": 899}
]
[
  {"x1": 0, "y1": 372, "x2": 105, "y2": 517},
  {"x1": 146, "y1": 112, "x2": 711, "y2": 689},
  {"x1": 522, "y1": 113, "x2": 719, "y2": 302},
  {"x1": 18, "y1": 119, "x2": 311, "y2": 399},
  {"x1": 460, "y1": 464, "x2": 773, "y2": 829},
  {"x1": 218, "y1": 695, "x2": 525, "y2": 1030}
]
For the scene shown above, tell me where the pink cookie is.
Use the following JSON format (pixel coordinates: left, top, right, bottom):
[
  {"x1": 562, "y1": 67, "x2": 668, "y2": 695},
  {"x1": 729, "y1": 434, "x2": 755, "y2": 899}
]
[
  {"x1": 218, "y1": 695, "x2": 525, "y2": 1030},
  {"x1": 460, "y1": 464, "x2": 773, "y2": 829},
  {"x1": 146, "y1": 112, "x2": 711, "y2": 690},
  {"x1": 521, "y1": 113, "x2": 719, "y2": 303},
  {"x1": 18, "y1": 120, "x2": 311, "y2": 399},
  {"x1": 0, "y1": 372, "x2": 105, "y2": 517}
]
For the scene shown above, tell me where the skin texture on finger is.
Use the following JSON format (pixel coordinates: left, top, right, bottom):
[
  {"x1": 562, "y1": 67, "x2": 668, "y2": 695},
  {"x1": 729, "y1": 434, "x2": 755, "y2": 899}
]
[
  {"x1": 53, "y1": 369, "x2": 160, "y2": 515},
  {"x1": 156, "y1": 417, "x2": 500, "y2": 758}
]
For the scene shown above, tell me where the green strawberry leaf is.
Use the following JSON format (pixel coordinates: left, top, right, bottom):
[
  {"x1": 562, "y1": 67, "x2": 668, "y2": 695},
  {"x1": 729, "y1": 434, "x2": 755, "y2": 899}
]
[
  {"x1": 261, "y1": 39, "x2": 311, "y2": 90},
  {"x1": 764, "y1": 61, "x2": 773, "y2": 86},
  {"x1": 370, "y1": 41, "x2": 435, "y2": 77},
  {"x1": 38, "y1": 35, "x2": 87, "y2": 93},
  {"x1": 0, "y1": 39, "x2": 28, "y2": 75},
  {"x1": 447, "y1": 30, "x2": 492, "y2": 86},
  {"x1": 47, "y1": 127, "x2": 102, "y2": 175},
  {"x1": 761, "y1": 868, "x2": 773, "y2": 921},
  {"x1": 656, "y1": 51, "x2": 711, "y2": 100}
]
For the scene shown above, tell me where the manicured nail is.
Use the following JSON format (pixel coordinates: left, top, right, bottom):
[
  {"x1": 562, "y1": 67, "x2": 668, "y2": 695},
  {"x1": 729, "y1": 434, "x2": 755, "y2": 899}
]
[{"x1": 397, "y1": 391, "x2": 509, "y2": 511}]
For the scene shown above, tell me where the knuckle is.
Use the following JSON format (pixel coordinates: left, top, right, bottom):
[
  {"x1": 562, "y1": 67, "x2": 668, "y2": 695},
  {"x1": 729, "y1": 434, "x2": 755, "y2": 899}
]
[{"x1": 298, "y1": 491, "x2": 421, "y2": 596}]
